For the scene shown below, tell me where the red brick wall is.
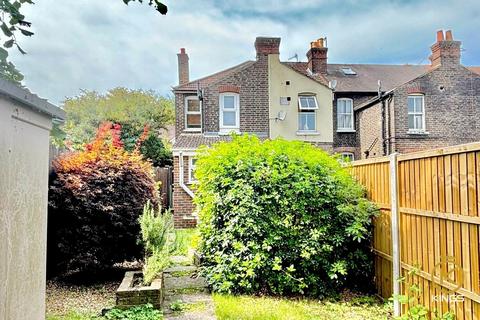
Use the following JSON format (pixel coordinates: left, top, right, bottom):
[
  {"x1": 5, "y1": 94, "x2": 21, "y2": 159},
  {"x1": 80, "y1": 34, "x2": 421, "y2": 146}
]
[{"x1": 172, "y1": 156, "x2": 197, "y2": 228}]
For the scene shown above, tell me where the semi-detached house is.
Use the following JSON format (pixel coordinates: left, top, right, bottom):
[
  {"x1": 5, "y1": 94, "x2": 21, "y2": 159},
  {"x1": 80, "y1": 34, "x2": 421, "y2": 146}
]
[{"x1": 171, "y1": 30, "x2": 480, "y2": 228}]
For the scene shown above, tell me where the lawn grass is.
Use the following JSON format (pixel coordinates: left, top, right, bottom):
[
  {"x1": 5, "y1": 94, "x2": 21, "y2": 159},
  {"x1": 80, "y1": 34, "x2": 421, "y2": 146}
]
[
  {"x1": 172, "y1": 228, "x2": 199, "y2": 256},
  {"x1": 46, "y1": 311, "x2": 98, "y2": 320},
  {"x1": 213, "y1": 293, "x2": 391, "y2": 320}
]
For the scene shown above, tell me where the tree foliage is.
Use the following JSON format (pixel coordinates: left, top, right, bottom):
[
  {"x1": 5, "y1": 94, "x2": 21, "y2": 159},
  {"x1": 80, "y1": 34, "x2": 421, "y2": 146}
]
[
  {"x1": 0, "y1": 0, "x2": 34, "y2": 83},
  {"x1": 123, "y1": 0, "x2": 168, "y2": 14},
  {"x1": 48, "y1": 122, "x2": 159, "y2": 273},
  {"x1": 195, "y1": 135, "x2": 378, "y2": 297},
  {"x1": 63, "y1": 88, "x2": 174, "y2": 166}
]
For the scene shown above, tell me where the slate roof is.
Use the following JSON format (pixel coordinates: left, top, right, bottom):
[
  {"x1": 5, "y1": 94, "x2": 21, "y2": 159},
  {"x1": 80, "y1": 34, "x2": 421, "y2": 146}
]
[
  {"x1": 281, "y1": 62, "x2": 329, "y2": 86},
  {"x1": 0, "y1": 78, "x2": 64, "y2": 120},
  {"x1": 172, "y1": 134, "x2": 234, "y2": 150},
  {"x1": 469, "y1": 67, "x2": 480, "y2": 75},
  {"x1": 173, "y1": 61, "x2": 255, "y2": 91},
  {"x1": 172, "y1": 133, "x2": 268, "y2": 150},
  {"x1": 283, "y1": 62, "x2": 431, "y2": 92},
  {"x1": 326, "y1": 64, "x2": 430, "y2": 92}
]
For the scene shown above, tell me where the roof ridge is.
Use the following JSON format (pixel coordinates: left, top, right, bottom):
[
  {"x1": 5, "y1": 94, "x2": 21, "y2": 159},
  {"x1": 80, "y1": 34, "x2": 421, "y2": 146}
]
[{"x1": 173, "y1": 60, "x2": 255, "y2": 91}]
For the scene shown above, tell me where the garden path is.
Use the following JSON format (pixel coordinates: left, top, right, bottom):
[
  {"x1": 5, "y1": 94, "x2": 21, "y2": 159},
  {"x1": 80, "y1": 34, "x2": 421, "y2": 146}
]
[{"x1": 163, "y1": 256, "x2": 216, "y2": 320}]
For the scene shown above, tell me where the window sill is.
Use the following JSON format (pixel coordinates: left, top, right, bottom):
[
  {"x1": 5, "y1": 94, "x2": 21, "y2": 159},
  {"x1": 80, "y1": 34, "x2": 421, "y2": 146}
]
[
  {"x1": 407, "y1": 130, "x2": 429, "y2": 135},
  {"x1": 183, "y1": 129, "x2": 202, "y2": 133},
  {"x1": 296, "y1": 131, "x2": 320, "y2": 136},
  {"x1": 336, "y1": 129, "x2": 356, "y2": 133},
  {"x1": 219, "y1": 129, "x2": 240, "y2": 135}
]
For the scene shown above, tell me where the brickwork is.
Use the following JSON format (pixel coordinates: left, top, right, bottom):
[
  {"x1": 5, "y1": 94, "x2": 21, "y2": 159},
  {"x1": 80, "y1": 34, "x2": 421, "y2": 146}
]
[
  {"x1": 172, "y1": 155, "x2": 197, "y2": 228},
  {"x1": 357, "y1": 101, "x2": 384, "y2": 159},
  {"x1": 307, "y1": 47, "x2": 328, "y2": 75},
  {"x1": 202, "y1": 57, "x2": 269, "y2": 134},
  {"x1": 177, "y1": 49, "x2": 189, "y2": 85},
  {"x1": 390, "y1": 64, "x2": 480, "y2": 154},
  {"x1": 333, "y1": 93, "x2": 375, "y2": 159}
]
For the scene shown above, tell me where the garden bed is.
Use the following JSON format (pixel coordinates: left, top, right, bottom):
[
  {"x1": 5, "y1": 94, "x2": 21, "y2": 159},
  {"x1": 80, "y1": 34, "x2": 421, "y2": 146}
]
[{"x1": 116, "y1": 271, "x2": 164, "y2": 309}]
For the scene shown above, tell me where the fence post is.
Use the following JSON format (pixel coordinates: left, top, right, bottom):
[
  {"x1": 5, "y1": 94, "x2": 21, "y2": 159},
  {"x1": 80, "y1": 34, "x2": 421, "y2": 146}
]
[{"x1": 390, "y1": 152, "x2": 401, "y2": 317}]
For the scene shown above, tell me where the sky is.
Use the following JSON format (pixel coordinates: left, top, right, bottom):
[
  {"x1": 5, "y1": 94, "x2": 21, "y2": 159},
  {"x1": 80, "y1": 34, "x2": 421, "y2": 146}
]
[{"x1": 9, "y1": 0, "x2": 480, "y2": 105}]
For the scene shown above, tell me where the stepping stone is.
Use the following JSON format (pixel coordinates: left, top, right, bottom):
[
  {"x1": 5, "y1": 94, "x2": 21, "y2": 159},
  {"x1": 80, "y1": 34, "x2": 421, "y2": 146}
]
[
  {"x1": 164, "y1": 265, "x2": 197, "y2": 275},
  {"x1": 164, "y1": 275, "x2": 207, "y2": 294}
]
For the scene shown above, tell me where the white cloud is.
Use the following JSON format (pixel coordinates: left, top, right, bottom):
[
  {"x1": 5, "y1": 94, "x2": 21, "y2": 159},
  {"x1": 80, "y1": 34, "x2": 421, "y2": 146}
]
[{"x1": 8, "y1": 0, "x2": 480, "y2": 105}]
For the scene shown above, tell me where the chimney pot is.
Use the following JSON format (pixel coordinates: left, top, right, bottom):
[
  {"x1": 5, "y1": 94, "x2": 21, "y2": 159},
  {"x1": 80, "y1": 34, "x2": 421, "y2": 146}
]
[
  {"x1": 307, "y1": 37, "x2": 328, "y2": 75},
  {"x1": 180, "y1": 48, "x2": 186, "y2": 54},
  {"x1": 445, "y1": 30, "x2": 453, "y2": 41},
  {"x1": 436, "y1": 30, "x2": 445, "y2": 42},
  {"x1": 430, "y1": 29, "x2": 461, "y2": 68}
]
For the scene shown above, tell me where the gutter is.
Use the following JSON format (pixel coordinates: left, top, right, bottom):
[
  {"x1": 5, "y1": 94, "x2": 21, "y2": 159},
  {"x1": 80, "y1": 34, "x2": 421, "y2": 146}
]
[{"x1": 178, "y1": 151, "x2": 195, "y2": 198}]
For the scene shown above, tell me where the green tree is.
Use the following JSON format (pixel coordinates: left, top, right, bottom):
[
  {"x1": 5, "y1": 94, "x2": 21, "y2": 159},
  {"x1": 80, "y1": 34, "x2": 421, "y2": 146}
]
[
  {"x1": 63, "y1": 87, "x2": 174, "y2": 166},
  {"x1": 0, "y1": 0, "x2": 34, "y2": 83}
]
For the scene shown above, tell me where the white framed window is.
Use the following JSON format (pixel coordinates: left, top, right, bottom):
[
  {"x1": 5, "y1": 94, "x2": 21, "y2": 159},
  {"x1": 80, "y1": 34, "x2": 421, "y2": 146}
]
[
  {"x1": 297, "y1": 95, "x2": 318, "y2": 132},
  {"x1": 340, "y1": 152, "x2": 355, "y2": 162},
  {"x1": 298, "y1": 111, "x2": 316, "y2": 132},
  {"x1": 337, "y1": 98, "x2": 354, "y2": 132},
  {"x1": 298, "y1": 95, "x2": 318, "y2": 110},
  {"x1": 407, "y1": 94, "x2": 425, "y2": 132},
  {"x1": 188, "y1": 157, "x2": 197, "y2": 183},
  {"x1": 185, "y1": 96, "x2": 201, "y2": 131},
  {"x1": 219, "y1": 92, "x2": 240, "y2": 133}
]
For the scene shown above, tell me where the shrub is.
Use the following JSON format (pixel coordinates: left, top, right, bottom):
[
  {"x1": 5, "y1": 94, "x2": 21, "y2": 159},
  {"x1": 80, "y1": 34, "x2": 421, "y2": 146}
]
[
  {"x1": 48, "y1": 123, "x2": 159, "y2": 273},
  {"x1": 195, "y1": 135, "x2": 378, "y2": 296},
  {"x1": 104, "y1": 304, "x2": 163, "y2": 320},
  {"x1": 139, "y1": 202, "x2": 174, "y2": 284}
]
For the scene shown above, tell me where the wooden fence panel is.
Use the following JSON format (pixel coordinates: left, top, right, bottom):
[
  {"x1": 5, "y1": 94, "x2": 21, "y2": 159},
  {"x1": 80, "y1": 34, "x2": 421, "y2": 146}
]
[
  {"x1": 154, "y1": 166, "x2": 173, "y2": 209},
  {"x1": 350, "y1": 157, "x2": 392, "y2": 298},
  {"x1": 350, "y1": 142, "x2": 480, "y2": 319}
]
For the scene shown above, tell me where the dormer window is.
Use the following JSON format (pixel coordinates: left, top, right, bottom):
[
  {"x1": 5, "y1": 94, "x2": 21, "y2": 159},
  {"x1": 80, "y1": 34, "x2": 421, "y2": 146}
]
[
  {"x1": 185, "y1": 96, "x2": 201, "y2": 131},
  {"x1": 220, "y1": 92, "x2": 240, "y2": 133}
]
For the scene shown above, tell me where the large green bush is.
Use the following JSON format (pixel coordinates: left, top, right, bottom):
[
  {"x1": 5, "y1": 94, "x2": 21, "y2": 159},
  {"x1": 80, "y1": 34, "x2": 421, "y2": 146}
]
[{"x1": 195, "y1": 135, "x2": 378, "y2": 296}]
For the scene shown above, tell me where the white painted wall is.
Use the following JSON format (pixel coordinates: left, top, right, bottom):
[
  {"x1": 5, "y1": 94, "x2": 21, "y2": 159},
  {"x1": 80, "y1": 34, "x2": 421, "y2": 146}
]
[
  {"x1": 0, "y1": 97, "x2": 52, "y2": 320},
  {"x1": 268, "y1": 54, "x2": 334, "y2": 144}
]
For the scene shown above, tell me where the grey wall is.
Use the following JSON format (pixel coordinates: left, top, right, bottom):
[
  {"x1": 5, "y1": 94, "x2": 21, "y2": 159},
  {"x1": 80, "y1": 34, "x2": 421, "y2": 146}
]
[{"x1": 0, "y1": 96, "x2": 52, "y2": 320}]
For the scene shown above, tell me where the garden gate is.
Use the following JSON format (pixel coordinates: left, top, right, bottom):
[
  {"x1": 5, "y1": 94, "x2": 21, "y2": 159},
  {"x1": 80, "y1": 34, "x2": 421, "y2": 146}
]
[{"x1": 350, "y1": 142, "x2": 480, "y2": 319}]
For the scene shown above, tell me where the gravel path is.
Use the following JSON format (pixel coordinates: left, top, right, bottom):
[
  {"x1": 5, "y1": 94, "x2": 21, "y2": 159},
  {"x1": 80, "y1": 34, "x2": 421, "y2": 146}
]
[{"x1": 46, "y1": 279, "x2": 118, "y2": 316}]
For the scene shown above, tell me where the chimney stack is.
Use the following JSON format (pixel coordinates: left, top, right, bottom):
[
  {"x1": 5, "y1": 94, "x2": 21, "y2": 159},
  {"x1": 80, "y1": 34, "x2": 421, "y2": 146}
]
[
  {"x1": 177, "y1": 48, "x2": 189, "y2": 85},
  {"x1": 307, "y1": 37, "x2": 328, "y2": 75},
  {"x1": 429, "y1": 30, "x2": 461, "y2": 68},
  {"x1": 254, "y1": 37, "x2": 281, "y2": 60}
]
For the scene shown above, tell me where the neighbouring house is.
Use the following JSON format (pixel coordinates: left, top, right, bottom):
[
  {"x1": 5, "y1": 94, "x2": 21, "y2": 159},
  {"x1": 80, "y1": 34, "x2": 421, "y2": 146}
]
[
  {"x1": 171, "y1": 37, "x2": 333, "y2": 227},
  {"x1": 171, "y1": 30, "x2": 480, "y2": 227},
  {"x1": 354, "y1": 30, "x2": 480, "y2": 157},
  {"x1": 0, "y1": 79, "x2": 65, "y2": 319}
]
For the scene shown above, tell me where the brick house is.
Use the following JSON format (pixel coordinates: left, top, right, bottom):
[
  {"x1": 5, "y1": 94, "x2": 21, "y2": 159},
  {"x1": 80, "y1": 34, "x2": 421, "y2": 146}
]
[
  {"x1": 284, "y1": 30, "x2": 480, "y2": 160},
  {"x1": 171, "y1": 37, "x2": 333, "y2": 227},
  {"x1": 354, "y1": 30, "x2": 480, "y2": 158},
  {"x1": 171, "y1": 30, "x2": 480, "y2": 227}
]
